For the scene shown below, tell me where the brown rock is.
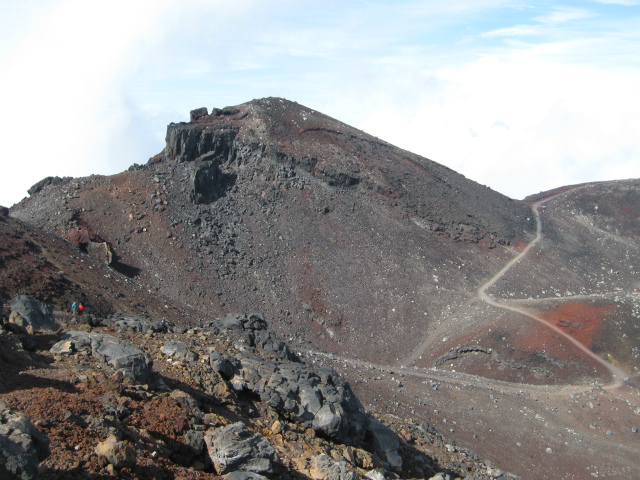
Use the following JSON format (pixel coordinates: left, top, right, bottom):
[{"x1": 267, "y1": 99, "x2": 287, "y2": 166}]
[
  {"x1": 95, "y1": 434, "x2": 136, "y2": 469},
  {"x1": 67, "y1": 228, "x2": 90, "y2": 248}
]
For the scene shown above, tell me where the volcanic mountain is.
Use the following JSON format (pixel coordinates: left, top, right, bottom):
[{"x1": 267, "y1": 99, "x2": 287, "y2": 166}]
[
  {"x1": 10, "y1": 97, "x2": 536, "y2": 366},
  {"x1": 5, "y1": 97, "x2": 640, "y2": 479}
]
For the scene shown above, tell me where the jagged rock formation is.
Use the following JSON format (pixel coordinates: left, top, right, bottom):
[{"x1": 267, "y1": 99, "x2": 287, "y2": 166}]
[
  {"x1": 51, "y1": 330, "x2": 153, "y2": 383},
  {"x1": 163, "y1": 99, "x2": 531, "y2": 244},
  {"x1": 1, "y1": 292, "x2": 514, "y2": 479}
]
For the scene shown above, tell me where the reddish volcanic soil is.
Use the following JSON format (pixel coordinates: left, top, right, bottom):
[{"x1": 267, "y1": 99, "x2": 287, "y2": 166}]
[{"x1": 539, "y1": 302, "x2": 613, "y2": 351}]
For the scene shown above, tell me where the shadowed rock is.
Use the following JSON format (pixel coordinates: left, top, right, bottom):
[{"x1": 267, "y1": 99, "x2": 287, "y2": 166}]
[
  {"x1": 0, "y1": 400, "x2": 50, "y2": 480},
  {"x1": 204, "y1": 422, "x2": 275, "y2": 475},
  {"x1": 9, "y1": 296, "x2": 58, "y2": 333},
  {"x1": 51, "y1": 330, "x2": 153, "y2": 382}
]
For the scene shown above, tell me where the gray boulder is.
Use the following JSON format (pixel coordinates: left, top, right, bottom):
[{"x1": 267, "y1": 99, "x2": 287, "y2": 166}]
[
  {"x1": 220, "y1": 313, "x2": 294, "y2": 361},
  {"x1": 111, "y1": 313, "x2": 167, "y2": 333},
  {"x1": 161, "y1": 340, "x2": 198, "y2": 362},
  {"x1": 210, "y1": 351, "x2": 234, "y2": 379},
  {"x1": 51, "y1": 330, "x2": 153, "y2": 382},
  {"x1": 310, "y1": 454, "x2": 357, "y2": 480},
  {"x1": 9, "y1": 296, "x2": 58, "y2": 332},
  {"x1": 221, "y1": 313, "x2": 245, "y2": 330},
  {"x1": 365, "y1": 418, "x2": 402, "y2": 471},
  {"x1": 204, "y1": 422, "x2": 275, "y2": 475},
  {"x1": 0, "y1": 400, "x2": 50, "y2": 480},
  {"x1": 230, "y1": 354, "x2": 368, "y2": 446}
]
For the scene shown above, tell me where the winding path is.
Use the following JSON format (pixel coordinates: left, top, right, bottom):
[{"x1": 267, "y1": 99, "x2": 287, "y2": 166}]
[
  {"x1": 397, "y1": 188, "x2": 628, "y2": 391},
  {"x1": 477, "y1": 193, "x2": 628, "y2": 389}
]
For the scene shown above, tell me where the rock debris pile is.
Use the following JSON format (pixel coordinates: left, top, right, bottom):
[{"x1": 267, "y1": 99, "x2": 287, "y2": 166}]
[{"x1": 0, "y1": 296, "x2": 519, "y2": 479}]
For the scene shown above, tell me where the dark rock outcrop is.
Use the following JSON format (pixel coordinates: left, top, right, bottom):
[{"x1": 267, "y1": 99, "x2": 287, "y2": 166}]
[
  {"x1": 27, "y1": 176, "x2": 62, "y2": 196},
  {"x1": 112, "y1": 314, "x2": 167, "y2": 334},
  {"x1": 9, "y1": 296, "x2": 58, "y2": 333},
  {"x1": 220, "y1": 313, "x2": 295, "y2": 362},
  {"x1": 50, "y1": 330, "x2": 153, "y2": 382},
  {"x1": 204, "y1": 422, "x2": 275, "y2": 475},
  {"x1": 161, "y1": 340, "x2": 199, "y2": 362},
  {"x1": 0, "y1": 400, "x2": 50, "y2": 480},
  {"x1": 230, "y1": 353, "x2": 368, "y2": 446}
]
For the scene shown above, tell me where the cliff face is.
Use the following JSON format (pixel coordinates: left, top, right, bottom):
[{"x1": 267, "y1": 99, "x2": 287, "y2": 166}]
[{"x1": 163, "y1": 98, "x2": 533, "y2": 244}]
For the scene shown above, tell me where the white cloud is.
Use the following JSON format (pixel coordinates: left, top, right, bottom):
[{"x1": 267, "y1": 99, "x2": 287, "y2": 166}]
[
  {"x1": 482, "y1": 25, "x2": 544, "y2": 37},
  {"x1": 354, "y1": 53, "x2": 640, "y2": 199},
  {"x1": 591, "y1": 0, "x2": 638, "y2": 5},
  {"x1": 534, "y1": 7, "x2": 592, "y2": 25},
  {"x1": 0, "y1": 0, "x2": 173, "y2": 206},
  {"x1": 0, "y1": 0, "x2": 639, "y2": 206}
]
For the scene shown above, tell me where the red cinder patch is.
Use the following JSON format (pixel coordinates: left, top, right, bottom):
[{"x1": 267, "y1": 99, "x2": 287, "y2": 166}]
[{"x1": 539, "y1": 302, "x2": 614, "y2": 350}]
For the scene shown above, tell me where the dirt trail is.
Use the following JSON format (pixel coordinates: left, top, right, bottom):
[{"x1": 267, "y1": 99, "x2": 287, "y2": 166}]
[
  {"x1": 398, "y1": 187, "x2": 629, "y2": 391},
  {"x1": 477, "y1": 192, "x2": 628, "y2": 390}
]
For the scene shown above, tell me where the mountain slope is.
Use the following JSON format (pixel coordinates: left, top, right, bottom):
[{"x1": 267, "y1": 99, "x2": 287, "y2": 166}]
[
  {"x1": 5, "y1": 99, "x2": 640, "y2": 480},
  {"x1": 11, "y1": 98, "x2": 535, "y2": 367}
]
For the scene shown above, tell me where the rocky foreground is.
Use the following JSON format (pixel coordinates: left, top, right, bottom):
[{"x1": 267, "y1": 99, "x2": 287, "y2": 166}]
[{"x1": 0, "y1": 295, "x2": 517, "y2": 480}]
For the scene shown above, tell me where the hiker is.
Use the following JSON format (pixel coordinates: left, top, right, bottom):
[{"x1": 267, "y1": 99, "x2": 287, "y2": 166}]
[
  {"x1": 71, "y1": 302, "x2": 77, "y2": 314},
  {"x1": 78, "y1": 303, "x2": 84, "y2": 315}
]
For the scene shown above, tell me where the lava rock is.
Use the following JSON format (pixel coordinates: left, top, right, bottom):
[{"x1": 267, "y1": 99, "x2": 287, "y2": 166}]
[
  {"x1": 0, "y1": 400, "x2": 50, "y2": 480},
  {"x1": 9, "y1": 296, "x2": 58, "y2": 333},
  {"x1": 95, "y1": 434, "x2": 135, "y2": 469},
  {"x1": 210, "y1": 352, "x2": 234, "y2": 379},
  {"x1": 365, "y1": 418, "x2": 402, "y2": 471},
  {"x1": 309, "y1": 454, "x2": 357, "y2": 480},
  {"x1": 27, "y1": 176, "x2": 62, "y2": 196},
  {"x1": 161, "y1": 340, "x2": 199, "y2": 362},
  {"x1": 204, "y1": 422, "x2": 275, "y2": 475},
  {"x1": 222, "y1": 472, "x2": 269, "y2": 480},
  {"x1": 112, "y1": 313, "x2": 167, "y2": 333},
  {"x1": 230, "y1": 353, "x2": 368, "y2": 446},
  {"x1": 51, "y1": 330, "x2": 153, "y2": 382}
]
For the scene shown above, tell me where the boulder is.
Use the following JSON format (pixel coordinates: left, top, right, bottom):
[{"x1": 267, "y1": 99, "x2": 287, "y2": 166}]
[
  {"x1": 51, "y1": 330, "x2": 153, "y2": 382},
  {"x1": 67, "y1": 229, "x2": 90, "y2": 249},
  {"x1": 221, "y1": 313, "x2": 245, "y2": 331},
  {"x1": 210, "y1": 351, "x2": 234, "y2": 379},
  {"x1": 230, "y1": 354, "x2": 368, "y2": 446},
  {"x1": 220, "y1": 313, "x2": 295, "y2": 361},
  {"x1": 112, "y1": 313, "x2": 167, "y2": 333},
  {"x1": 161, "y1": 340, "x2": 198, "y2": 362},
  {"x1": 365, "y1": 418, "x2": 402, "y2": 471},
  {"x1": 95, "y1": 434, "x2": 135, "y2": 469},
  {"x1": 310, "y1": 454, "x2": 357, "y2": 480},
  {"x1": 223, "y1": 472, "x2": 269, "y2": 480},
  {"x1": 9, "y1": 296, "x2": 58, "y2": 332},
  {"x1": 204, "y1": 422, "x2": 275, "y2": 475},
  {"x1": 0, "y1": 400, "x2": 50, "y2": 480}
]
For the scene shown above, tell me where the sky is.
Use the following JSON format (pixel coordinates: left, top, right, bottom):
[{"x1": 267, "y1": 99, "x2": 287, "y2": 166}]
[{"x1": 1, "y1": 0, "x2": 639, "y2": 207}]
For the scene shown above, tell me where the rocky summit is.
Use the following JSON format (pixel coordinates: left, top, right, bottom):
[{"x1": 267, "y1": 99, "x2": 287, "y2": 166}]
[{"x1": 2, "y1": 98, "x2": 640, "y2": 479}]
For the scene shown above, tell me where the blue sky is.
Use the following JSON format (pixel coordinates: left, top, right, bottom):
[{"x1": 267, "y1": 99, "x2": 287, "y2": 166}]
[{"x1": 1, "y1": 0, "x2": 639, "y2": 206}]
